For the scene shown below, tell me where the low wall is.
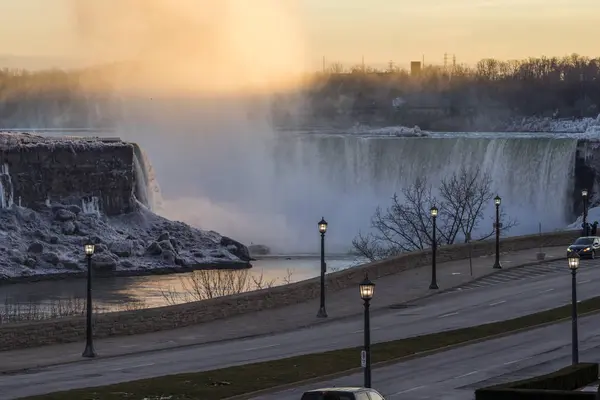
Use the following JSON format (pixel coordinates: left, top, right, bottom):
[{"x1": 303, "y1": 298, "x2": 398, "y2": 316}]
[{"x1": 0, "y1": 230, "x2": 579, "y2": 351}]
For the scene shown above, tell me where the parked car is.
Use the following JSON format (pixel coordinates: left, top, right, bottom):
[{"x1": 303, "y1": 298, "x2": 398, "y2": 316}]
[
  {"x1": 301, "y1": 387, "x2": 386, "y2": 400},
  {"x1": 567, "y1": 236, "x2": 600, "y2": 259}
]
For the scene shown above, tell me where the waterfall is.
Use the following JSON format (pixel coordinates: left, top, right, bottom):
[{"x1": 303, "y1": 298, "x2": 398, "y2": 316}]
[
  {"x1": 0, "y1": 163, "x2": 14, "y2": 209},
  {"x1": 132, "y1": 143, "x2": 164, "y2": 212},
  {"x1": 81, "y1": 196, "x2": 101, "y2": 216},
  {"x1": 269, "y1": 134, "x2": 578, "y2": 252}
]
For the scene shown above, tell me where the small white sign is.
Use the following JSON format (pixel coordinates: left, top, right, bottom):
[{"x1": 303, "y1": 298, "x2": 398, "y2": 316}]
[{"x1": 361, "y1": 350, "x2": 367, "y2": 368}]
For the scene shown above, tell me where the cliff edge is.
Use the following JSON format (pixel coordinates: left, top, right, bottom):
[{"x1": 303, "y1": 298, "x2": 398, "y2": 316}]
[{"x1": 0, "y1": 132, "x2": 250, "y2": 280}]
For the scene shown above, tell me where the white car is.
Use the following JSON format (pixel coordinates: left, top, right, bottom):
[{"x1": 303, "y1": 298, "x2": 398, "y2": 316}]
[{"x1": 301, "y1": 386, "x2": 386, "y2": 400}]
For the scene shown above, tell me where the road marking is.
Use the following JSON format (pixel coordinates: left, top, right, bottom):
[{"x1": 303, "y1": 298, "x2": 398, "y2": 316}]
[
  {"x1": 114, "y1": 362, "x2": 155, "y2": 371},
  {"x1": 179, "y1": 336, "x2": 201, "y2": 341},
  {"x1": 390, "y1": 385, "x2": 424, "y2": 395},
  {"x1": 489, "y1": 300, "x2": 506, "y2": 306},
  {"x1": 352, "y1": 327, "x2": 381, "y2": 334},
  {"x1": 485, "y1": 279, "x2": 508, "y2": 284},
  {"x1": 538, "y1": 288, "x2": 555, "y2": 293},
  {"x1": 452, "y1": 272, "x2": 461, "y2": 275},
  {"x1": 439, "y1": 312, "x2": 459, "y2": 318},
  {"x1": 580, "y1": 279, "x2": 592, "y2": 284},
  {"x1": 119, "y1": 344, "x2": 139, "y2": 348},
  {"x1": 244, "y1": 344, "x2": 280, "y2": 351},
  {"x1": 504, "y1": 356, "x2": 532, "y2": 365},
  {"x1": 454, "y1": 370, "x2": 479, "y2": 379}
]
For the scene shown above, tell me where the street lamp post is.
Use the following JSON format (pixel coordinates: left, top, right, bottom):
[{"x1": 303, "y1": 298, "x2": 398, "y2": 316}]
[
  {"x1": 317, "y1": 217, "x2": 328, "y2": 318},
  {"x1": 568, "y1": 253, "x2": 580, "y2": 365},
  {"x1": 582, "y1": 189, "x2": 589, "y2": 236},
  {"x1": 430, "y1": 206, "x2": 439, "y2": 290},
  {"x1": 82, "y1": 240, "x2": 96, "y2": 358},
  {"x1": 359, "y1": 274, "x2": 375, "y2": 388},
  {"x1": 493, "y1": 195, "x2": 502, "y2": 269}
]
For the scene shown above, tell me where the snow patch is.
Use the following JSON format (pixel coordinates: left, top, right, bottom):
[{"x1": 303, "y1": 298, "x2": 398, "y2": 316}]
[
  {"x1": 567, "y1": 206, "x2": 600, "y2": 230},
  {"x1": 504, "y1": 114, "x2": 600, "y2": 135},
  {"x1": 0, "y1": 204, "x2": 250, "y2": 280},
  {"x1": 347, "y1": 123, "x2": 428, "y2": 137}
]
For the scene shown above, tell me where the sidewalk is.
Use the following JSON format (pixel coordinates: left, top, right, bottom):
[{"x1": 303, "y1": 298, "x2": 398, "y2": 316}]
[{"x1": 0, "y1": 246, "x2": 566, "y2": 373}]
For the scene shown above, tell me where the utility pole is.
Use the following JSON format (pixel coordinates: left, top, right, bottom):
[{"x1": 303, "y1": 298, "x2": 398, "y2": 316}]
[
  {"x1": 444, "y1": 52, "x2": 448, "y2": 70},
  {"x1": 322, "y1": 56, "x2": 326, "y2": 74},
  {"x1": 362, "y1": 55, "x2": 365, "y2": 73}
]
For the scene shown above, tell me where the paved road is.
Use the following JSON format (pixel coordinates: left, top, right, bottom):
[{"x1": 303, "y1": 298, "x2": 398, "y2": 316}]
[
  {"x1": 1, "y1": 257, "x2": 599, "y2": 399},
  {"x1": 254, "y1": 313, "x2": 600, "y2": 400},
  {"x1": 447, "y1": 259, "x2": 573, "y2": 292}
]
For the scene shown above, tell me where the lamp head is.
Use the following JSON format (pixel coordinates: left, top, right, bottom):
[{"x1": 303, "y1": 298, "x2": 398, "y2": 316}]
[
  {"x1": 84, "y1": 241, "x2": 95, "y2": 256},
  {"x1": 318, "y1": 217, "x2": 328, "y2": 234},
  {"x1": 582, "y1": 189, "x2": 588, "y2": 197},
  {"x1": 430, "y1": 206, "x2": 438, "y2": 218},
  {"x1": 359, "y1": 273, "x2": 375, "y2": 300},
  {"x1": 568, "y1": 253, "x2": 580, "y2": 270},
  {"x1": 494, "y1": 195, "x2": 501, "y2": 206}
]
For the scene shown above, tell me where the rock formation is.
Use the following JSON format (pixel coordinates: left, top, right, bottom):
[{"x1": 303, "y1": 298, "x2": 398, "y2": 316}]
[{"x1": 0, "y1": 132, "x2": 250, "y2": 280}]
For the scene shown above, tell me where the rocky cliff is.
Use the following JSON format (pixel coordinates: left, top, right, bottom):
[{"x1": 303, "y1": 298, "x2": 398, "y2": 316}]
[{"x1": 0, "y1": 132, "x2": 250, "y2": 280}]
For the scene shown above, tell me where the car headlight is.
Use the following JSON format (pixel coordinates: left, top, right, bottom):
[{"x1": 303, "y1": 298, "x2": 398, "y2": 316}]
[
  {"x1": 584, "y1": 247, "x2": 591, "y2": 251},
  {"x1": 568, "y1": 248, "x2": 573, "y2": 252}
]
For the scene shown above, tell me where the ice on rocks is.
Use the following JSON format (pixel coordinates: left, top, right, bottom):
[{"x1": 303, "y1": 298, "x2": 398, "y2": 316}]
[
  {"x1": 0, "y1": 203, "x2": 251, "y2": 280},
  {"x1": 0, "y1": 163, "x2": 14, "y2": 209}
]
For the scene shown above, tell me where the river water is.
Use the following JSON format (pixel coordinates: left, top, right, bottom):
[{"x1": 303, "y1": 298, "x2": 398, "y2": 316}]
[{"x1": 0, "y1": 255, "x2": 363, "y2": 319}]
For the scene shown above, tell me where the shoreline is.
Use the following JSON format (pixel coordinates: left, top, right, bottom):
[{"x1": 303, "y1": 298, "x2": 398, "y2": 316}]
[{"x1": 0, "y1": 260, "x2": 252, "y2": 286}]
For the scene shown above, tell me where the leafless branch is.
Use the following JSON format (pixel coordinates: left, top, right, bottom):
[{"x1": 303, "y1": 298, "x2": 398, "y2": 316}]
[{"x1": 353, "y1": 167, "x2": 517, "y2": 261}]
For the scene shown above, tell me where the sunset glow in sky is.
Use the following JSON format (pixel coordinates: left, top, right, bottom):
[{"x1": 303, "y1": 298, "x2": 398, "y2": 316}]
[{"x1": 0, "y1": 0, "x2": 599, "y2": 70}]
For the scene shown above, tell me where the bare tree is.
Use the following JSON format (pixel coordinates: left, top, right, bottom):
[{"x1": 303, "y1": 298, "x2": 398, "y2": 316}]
[
  {"x1": 352, "y1": 168, "x2": 517, "y2": 261},
  {"x1": 159, "y1": 269, "x2": 280, "y2": 305},
  {"x1": 329, "y1": 62, "x2": 345, "y2": 74}
]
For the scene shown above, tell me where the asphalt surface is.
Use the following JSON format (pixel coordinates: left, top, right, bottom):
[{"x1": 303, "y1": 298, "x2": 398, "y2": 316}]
[
  {"x1": 255, "y1": 313, "x2": 600, "y2": 400},
  {"x1": 2, "y1": 257, "x2": 599, "y2": 399},
  {"x1": 447, "y1": 259, "x2": 578, "y2": 292}
]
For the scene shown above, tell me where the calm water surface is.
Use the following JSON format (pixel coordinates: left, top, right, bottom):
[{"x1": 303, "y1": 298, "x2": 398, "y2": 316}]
[{"x1": 0, "y1": 256, "x2": 363, "y2": 313}]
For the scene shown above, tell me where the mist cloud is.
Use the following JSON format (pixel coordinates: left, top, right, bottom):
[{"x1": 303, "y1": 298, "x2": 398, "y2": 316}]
[{"x1": 69, "y1": 0, "x2": 307, "y2": 94}]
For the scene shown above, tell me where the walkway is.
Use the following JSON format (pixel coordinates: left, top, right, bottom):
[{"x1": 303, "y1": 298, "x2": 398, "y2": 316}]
[
  {"x1": 447, "y1": 257, "x2": 595, "y2": 292},
  {"x1": 0, "y1": 246, "x2": 567, "y2": 373}
]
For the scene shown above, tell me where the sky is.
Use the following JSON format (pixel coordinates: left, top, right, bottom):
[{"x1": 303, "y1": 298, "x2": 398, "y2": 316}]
[{"x1": 0, "y1": 0, "x2": 599, "y2": 71}]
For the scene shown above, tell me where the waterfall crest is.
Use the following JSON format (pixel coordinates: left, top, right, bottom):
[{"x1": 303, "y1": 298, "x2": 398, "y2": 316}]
[
  {"x1": 132, "y1": 143, "x2": 164, "y2": 212},
  {"x1": 269, "y1": 135, "x2": 578, "y2": 251}
]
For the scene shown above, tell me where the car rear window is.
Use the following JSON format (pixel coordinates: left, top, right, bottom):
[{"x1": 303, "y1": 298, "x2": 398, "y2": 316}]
[{"x1": 301, "y1": 392, "x2": 354, "y2": 400}]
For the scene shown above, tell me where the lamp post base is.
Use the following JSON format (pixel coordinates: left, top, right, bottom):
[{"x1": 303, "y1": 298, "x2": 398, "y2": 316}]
[
  {"x1": 429, "y1": 282, "x2": 439, "y2": 290},
  {"x1": 82, "y1": 344, "x2": 97, "y2": 358},
  {"x1": 493, "y1": 261, "x2": 502, "y2": 269},
  {"x1": 316, "y1": 307, "x2": 328, "y2": 318}
]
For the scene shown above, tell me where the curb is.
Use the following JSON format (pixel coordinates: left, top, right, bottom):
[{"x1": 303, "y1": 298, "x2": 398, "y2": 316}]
[
  {"x1": 223, "y1": 308, "x2": 600, "y2": 400},
  {"x1": 0, "y1": 253, "x2": 568, "y2": 375}
]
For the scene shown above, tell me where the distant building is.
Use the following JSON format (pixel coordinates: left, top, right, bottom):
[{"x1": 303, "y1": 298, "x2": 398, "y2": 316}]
[{"x1": 411, "y1": 61, "x2": 421, "y2": 76}]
